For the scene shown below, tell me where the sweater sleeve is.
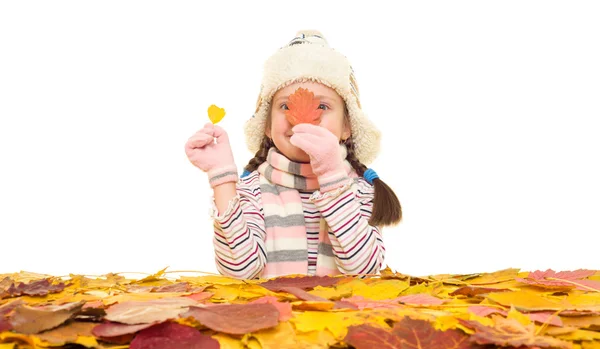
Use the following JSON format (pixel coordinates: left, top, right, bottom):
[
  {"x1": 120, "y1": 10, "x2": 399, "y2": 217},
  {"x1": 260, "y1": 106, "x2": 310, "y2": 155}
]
[
  {"x1": 210, "y1": 171, "x2": 267, "y2": 279},
  {"x1": 309, "y1": 177, "x2": 386, "y2": 275}
]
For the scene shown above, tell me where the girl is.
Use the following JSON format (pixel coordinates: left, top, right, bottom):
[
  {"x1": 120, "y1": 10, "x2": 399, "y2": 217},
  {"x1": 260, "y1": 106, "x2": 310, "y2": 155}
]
[{"x1": 185, "y1": 30, "x2": 402, "y2": 280}]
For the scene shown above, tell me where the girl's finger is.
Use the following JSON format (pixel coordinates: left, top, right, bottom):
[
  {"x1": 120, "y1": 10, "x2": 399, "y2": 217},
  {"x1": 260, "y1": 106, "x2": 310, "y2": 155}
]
[
  {"x1": 290, "y1": 133, "x2": 319, "y2": 155},
  {"x1": 292, "y1": 123, "x2": 327, "y2": 136},
  {"x1": 186, "y1": 133, "x2": 214, "y2": 149}
]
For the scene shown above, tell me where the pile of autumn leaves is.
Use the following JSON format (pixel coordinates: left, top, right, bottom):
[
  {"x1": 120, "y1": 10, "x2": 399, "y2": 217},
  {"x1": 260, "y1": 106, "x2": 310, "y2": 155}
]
[{"x1": 1, "y1": 268, "x2": 600, "y2": 349}]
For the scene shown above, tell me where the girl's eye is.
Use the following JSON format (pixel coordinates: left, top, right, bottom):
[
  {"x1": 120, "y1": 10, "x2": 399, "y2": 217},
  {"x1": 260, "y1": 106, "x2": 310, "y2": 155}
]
[
  {"x1": 318, "y1": 104, "x2": 329, "y2": 110},
  {"x1": 280, "y1": 103, "x2": 289, "y2": 110}
]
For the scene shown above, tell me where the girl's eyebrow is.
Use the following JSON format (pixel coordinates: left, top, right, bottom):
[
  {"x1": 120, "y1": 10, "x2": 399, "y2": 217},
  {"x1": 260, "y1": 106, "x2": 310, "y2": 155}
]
[
  {"x1": 314, "y1": 95, "x2": 336, "y2": 101},
  {"x1": 274, "y1": 94, "x2": 336, "y2": 103}
]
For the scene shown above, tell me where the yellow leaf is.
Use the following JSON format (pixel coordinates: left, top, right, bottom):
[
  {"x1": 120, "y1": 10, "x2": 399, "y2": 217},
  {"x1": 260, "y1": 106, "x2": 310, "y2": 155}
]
[
  {"x1": 102, "y1": 291, "x2": 189, "y2": 305},
  {"x1": 555, "y1": 329, "x2": 600, "y2": 341},
  {"x1": 291, "y1": 301, "x2": 335, "y2": 311},
  {"x1": 561, "y1": 315, "x2": 600, "y2": 329},
  {"x1": 0, "y1": 344, "x2": 15, "y2": 349},
  {"x1": 486, "y1": 289, "x2": 568, "y2": 311},
  {"x1": 582, "y1": 341, "x2": 600, "y2": 349},
  {"x1": 399, "y1": 282, "x2": 439, "y2": 296},
  {"x1": 432, "y1": 315, "x2": 461, "y2": 331},
  {"x1": 295, "y1": 329, "x2": 338, "y2": 349},
  {"x1": 507, "y1": 306, "x2": 532, "y2": 326},
  {"x1": 250, "y1": 322, "x2": 298, "y2": 349},
  {"x1": 339, "y1": 279, "x2": 409, "y2": 300},
  {"x1": 0, "y1": 332, "x2": 35, "y2": 346},
  {"x1": 244, "y1": 337, "x2": 261, "y2": 349},
  {"x1": 307, "y1": 286, "x2": 350, "y2": 300},
  {"x1": 212, "y1": 333, "x2": 245, "y2": 349},
  {"x1": 467, "y1": 268, "x2": 521, "y2": 285},
  {"x1": 208, "y1": 104, "x2": 226, "y2": 124},
  {"x1": 566, "y1": 293, "x2": 600, "y2": 311},
  {"x1": 179, "y1": 275, "x2": 249, "y2": 286},
  {"x1": 131, "y1": 267, "x2": 168, "y2": 284},
  {"x1": 291, "y1": 310, "x2": 398, "y2": 340}
]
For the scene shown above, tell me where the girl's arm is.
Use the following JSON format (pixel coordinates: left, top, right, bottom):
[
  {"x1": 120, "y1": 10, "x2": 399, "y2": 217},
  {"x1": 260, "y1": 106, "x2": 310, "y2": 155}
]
[
  {"x1": 310, "y1": 178, "x2": 386, "y2": 275},
  {"x1": 210, "y1": 172, "x2": 267, "y2": 280}
]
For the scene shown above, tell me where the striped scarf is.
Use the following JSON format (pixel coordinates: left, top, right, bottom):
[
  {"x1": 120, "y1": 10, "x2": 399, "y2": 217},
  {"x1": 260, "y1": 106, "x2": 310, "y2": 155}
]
[{"x1": 256, "y1": 144, "x2": 357, "y2": 277}]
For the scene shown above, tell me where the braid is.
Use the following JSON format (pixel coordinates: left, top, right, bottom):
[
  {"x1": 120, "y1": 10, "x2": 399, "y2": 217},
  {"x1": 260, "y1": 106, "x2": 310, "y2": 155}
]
[
  {"x1": 344, "y1": 137, "x2": 367, "y2": 176},
  {"x1": 344, "y1": 136, "x2": 402, "y2": 227},
  {"x1": 244, "y1": 136, "x2": 273, "y2": 173}
]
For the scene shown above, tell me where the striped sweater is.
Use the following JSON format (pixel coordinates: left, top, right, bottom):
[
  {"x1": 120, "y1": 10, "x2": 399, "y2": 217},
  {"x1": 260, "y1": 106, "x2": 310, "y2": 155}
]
[{"x1": 210, "y1": 170, "x2": 386, "y2": 279}]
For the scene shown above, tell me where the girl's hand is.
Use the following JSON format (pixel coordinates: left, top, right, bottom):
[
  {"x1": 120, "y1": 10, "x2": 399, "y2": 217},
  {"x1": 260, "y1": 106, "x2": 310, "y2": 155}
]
[
  {"x1": 185, "y1": 123, "x2": 237, "y2": 187},
  {"x1": 289, "y1": 123, "x2": 344, "y2": 178}
]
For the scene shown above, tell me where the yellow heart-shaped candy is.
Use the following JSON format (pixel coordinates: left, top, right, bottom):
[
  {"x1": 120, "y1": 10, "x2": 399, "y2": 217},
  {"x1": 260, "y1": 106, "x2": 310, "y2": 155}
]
[{"x1": 208, "y1": 104, "x2": 226, "y2": 124}]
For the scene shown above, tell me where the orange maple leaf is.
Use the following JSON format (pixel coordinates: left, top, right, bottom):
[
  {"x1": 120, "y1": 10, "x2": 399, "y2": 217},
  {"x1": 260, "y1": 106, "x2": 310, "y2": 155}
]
[{"x1": 284, "y1": 88, "x2": 323, "y2": 126}]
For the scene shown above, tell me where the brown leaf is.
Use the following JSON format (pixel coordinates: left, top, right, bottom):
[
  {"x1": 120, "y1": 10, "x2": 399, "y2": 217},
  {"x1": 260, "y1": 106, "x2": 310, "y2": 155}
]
[
  {"x1": 2, "y1": 278, "x2": 65, "y2": 298},
  {"x1": 279, "y1": 286, "x2": 329, "y2": 302},
  {"x1": 129, "y1": 321, "x2": 219, "y2": 349},
  {"x1": 449, "y1": 286, "x2": 511, "y2": 297},
  {"x1": 459, "y1": 318, "x2": 573, "y2": 349},
  {"x1": 182, "y1": 303, "x2": 279, "y2": 335},
  {"x1": 344, "y1": 324, "x2": 404, "y2": 349},
  {"x1": 154, "y1": 282, "x2": 193, "y2": 293},
  {"x1": 93, "y1": 321, "x2": 157, "y2": 339},
  {"x1": 516, "y1": 269, "x2": 600, "y2": 291},
  {"x1": 379, "y1": 266, "x2": 431, "y2": 285},
  {"x1": 35, "y1": 321, "x2": 96, "y2": 346},
  {"x1": 9, "y1": 300, "x2": 85, "y2": 334},
  {"x1": 391, "y1": 317, "x2": 483, "y2": 349},
  {"x1": 259, "y1": 275, "x2": 340, "y2": 292},
  {"x1": 104, "y1": 297, "x2": 197, "y2": 324},
  {"x1": 284, "y1": 87, "x2": 324, "y2": 126},
  {"x1": 248, "y1": 296, "x2": 293, "y2": 321}
]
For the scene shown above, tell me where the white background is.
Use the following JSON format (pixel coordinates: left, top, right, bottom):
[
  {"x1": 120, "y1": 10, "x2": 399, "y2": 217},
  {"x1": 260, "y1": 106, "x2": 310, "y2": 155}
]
[{"x1": 1, "y1": 1, "x2": 599, "y2": 278}]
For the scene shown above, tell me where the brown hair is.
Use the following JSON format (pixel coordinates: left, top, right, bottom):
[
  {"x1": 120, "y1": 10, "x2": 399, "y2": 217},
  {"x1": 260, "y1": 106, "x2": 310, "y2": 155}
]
[{"x1": 244, "y1": 107, "x2": 402, "y2": 227}]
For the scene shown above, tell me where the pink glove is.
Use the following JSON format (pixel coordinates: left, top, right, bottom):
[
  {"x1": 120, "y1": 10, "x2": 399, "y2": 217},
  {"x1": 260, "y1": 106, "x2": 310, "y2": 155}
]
[
  {"x1": 290, "y1": 123, "x2": 351, "y2": 192},
  {"x1": 185, "y1": 122, "x2": 238, "y2": 188}
]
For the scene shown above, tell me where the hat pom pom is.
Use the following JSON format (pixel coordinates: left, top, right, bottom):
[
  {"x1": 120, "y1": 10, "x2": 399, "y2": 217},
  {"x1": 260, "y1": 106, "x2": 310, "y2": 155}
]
[{"x1": 294, "y1": 30, "x2": 328, "y2": 44}]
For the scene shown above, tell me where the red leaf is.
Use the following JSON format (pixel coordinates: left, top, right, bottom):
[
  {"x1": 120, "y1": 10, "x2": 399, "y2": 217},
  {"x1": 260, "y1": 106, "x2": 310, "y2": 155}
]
[
  {"x1": 516, "y1": 269, "x2": 600, "y2": 291},
  {"x1": 129, "y1": 322, "x2": 219, "y2": 349},
  {"x1": 468, "y1": 305, "x2": 508, "y2": 317},
  {"x1": 527, "y1": 312, "x2": 564, "y2": 327},
  {"x1": 2, "y1": 278, "x2": 65, "y2": 298},
  {"x1": 396, "y1": 293, "x2": 447, "y2": 306},
  {"x1": 248, "y1": 296, "x2": 293, "y2": 321},
  {"x1": 333, "y1": 301, "x2": 359, "y2": 310},
  {"x1": 342, "y1": 296, "x2": 403, "y2": 310},
  {"x1": 259, "y1": 275, "x2": 340, "y2": 292},
  {"x1": 0, "y1": 299, "x2": 23, "y2": 331},
  {"x1": 284, "y1": 87, "x2": 324, "y2": 126},
  {"x1": 186, "y1": 291, "x2": 213, "y2": 302},
  {"x1": 391, "y1": 317, "x2": 482, "y2": 349},
  {"x1": 345, "y1": 324, "x2": 404, "y2": 349},
  {"x1": 449, "y1": 286, "x2": 510, "y2": 297},
  {"x1": 182, "y1": 303, "x2": 279, "y2": 335}
]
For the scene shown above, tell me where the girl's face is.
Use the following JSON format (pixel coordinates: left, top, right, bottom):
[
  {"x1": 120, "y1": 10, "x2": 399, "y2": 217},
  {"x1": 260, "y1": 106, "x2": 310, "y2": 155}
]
[{"x1": 267, "y1": 81, "x2": 351, "y2": 163}]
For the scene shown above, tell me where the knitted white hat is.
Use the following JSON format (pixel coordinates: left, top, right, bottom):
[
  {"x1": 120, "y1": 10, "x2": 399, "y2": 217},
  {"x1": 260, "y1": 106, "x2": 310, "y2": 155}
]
[{"x1": 243, "y1": 30, "x2": 381, "y2": 165}]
